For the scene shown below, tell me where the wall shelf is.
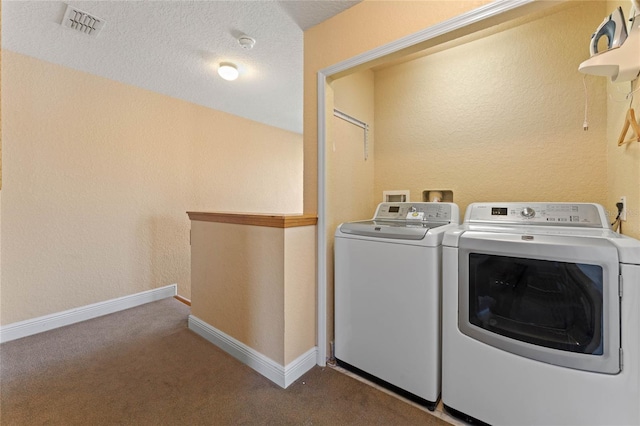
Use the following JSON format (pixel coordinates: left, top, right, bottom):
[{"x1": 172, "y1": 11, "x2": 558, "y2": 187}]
[{"x1": 579, "y1": 17, "x2": 640, "y2": 82}]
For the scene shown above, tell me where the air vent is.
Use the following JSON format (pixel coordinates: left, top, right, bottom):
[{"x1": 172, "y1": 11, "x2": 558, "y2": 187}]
[{"x1": 61, "y1": 4, "x2": 105, "y2": 37}]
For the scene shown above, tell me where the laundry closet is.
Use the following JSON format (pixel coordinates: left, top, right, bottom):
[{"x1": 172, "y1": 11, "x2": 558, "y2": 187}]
[{"x1": 324, "y1": 0, "x2": 638, "y2": 375}]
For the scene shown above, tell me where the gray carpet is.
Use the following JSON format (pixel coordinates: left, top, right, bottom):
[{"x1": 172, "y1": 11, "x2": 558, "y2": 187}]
[{"x1": 0, "y1": 297, "x2": 450, "y2": 425}]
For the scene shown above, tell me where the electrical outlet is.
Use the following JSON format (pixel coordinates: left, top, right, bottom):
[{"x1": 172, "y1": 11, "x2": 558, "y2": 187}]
[{"x1": 620, "y1": 196, "x2": 627, "y2": 221}]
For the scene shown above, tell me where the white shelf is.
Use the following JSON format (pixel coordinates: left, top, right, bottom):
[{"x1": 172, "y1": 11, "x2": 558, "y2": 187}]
[{"x1": 579, "y1": 17, "x2": 640, "y2": 82}]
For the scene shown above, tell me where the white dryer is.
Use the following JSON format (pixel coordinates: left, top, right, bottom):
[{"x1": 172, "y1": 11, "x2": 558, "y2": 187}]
[
  {"x1": 442, "y1": 202, "x2": 640, "y2": 425},
  {"x1": 334, "y1": 202, "x2": 460, "y2": 410}
]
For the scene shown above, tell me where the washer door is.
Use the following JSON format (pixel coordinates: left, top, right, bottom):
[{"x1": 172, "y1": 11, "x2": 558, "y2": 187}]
[{"x1": 458, "y1": 232, "x2": 620, "y2": 374}]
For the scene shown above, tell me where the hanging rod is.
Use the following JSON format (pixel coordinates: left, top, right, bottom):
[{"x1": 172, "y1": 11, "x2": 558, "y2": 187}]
[
  {"x1": 334, "y1": 109, "x2": 367, "y2": 129},
  {"x1": 333, "y1": 108, "x2": 369, "y2": 160}
]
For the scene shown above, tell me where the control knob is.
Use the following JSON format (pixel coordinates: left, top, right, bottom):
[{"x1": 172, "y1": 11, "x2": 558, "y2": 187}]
[{"x1": 521, "y1": 207, "x2": 536, "y2": 218}]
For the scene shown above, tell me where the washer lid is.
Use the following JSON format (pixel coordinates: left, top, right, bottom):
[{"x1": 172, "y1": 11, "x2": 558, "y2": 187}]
[{"x1": 338, "y1": 220, "x2": 448, "y2": 240}]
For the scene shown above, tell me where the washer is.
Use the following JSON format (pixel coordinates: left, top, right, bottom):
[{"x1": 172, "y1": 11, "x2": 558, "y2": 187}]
[
  {"x1": 334, "y1": 202, "x2": 460, "y2": 410},
  {"x1": 442, "y1": 202, "x2": 640, "y2": 425}
]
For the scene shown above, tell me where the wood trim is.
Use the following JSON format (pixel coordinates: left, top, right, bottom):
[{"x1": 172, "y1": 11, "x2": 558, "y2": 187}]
[
  {"x1": 174, "y1": 295, "x2": 191, "y2": 306},
  {"x1": 187, "y1": 212, "x2": 317, "y2": 228}
]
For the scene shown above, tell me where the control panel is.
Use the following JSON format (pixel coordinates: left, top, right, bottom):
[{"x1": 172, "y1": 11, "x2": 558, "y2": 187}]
[
  {"x1": 465, "y1": 203, "x2": 609, "y2": 228},
  {"x1": 374, "y1": 202, "x2": 458, "y2": 223}
]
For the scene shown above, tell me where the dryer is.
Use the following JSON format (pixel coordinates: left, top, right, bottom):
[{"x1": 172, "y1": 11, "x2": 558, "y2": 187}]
[
  {"x1": 334, "y1": 202, "x2": 460, "y2": 410},
  {"x1": 442, "y1": 202, "x2": 640, "y2": 425}
]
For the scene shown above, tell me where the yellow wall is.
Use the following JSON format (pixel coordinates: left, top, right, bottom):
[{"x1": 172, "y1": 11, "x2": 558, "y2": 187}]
[
  {"x1": 374, "y1": 1, "x2": 609, "y2": 218},
  {"x1": 303, "y1": 0, "x2": 491, "y2": 214},
  {"x1": 191, "y1": 222, "x2": 286, "y2": 363},
  {"x1": 190, "y1": 221, "x2": 316, "y2": 365},
  {"x1": 1, "y1": 6, "x2": 3, "y2": 322},
  {"x1": 283, "y1": 225, "x2": 317, "y2": 364},
  {"x1": 1, "y1": 3, "x2": 3, "y2": 191},
  {"x1": 607, "y1": 1, "x2": 640, "y2": 239},
  {"x1": 1, "y1": 51, "x2": 303, "y2": 325}
]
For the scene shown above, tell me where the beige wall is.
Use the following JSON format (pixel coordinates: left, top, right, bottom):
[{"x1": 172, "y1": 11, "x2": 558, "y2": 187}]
[
  {"x1": 1, "y1": 6, "x2": 3, "y2": 322},
  {"x1": 283, "y1": 225, "x2": 316, "y2": 364},
  {"x1": 1, "y1": 51, "x2": 303, "y2": 325},
  {"x1": 303, "y1": 0, "x2": 491, "y2": 214},
  {"x1": 607, "y1": 1, "x2": 640, "y2": 239},
  {"x1": 374, "y1": 1, "x2": 609, "y2": 219},
  {"x1": 191, "y1": 222, "x2": 286, "y2": 363},
  {"x1": 1, "y1": 4, "x2": 3, "y2": 191},
  {"x1": 190, "y1": 221, "x2": 316, "y2": 365}
]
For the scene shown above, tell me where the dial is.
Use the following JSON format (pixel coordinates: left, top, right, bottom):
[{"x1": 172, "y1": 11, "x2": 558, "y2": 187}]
[{"x1": 521, "y1": 207, "x2": 536, "y2": 218}]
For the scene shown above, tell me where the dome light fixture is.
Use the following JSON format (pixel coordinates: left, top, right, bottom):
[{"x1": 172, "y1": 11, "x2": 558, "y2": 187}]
[{"x1": 218, "y1": 62, "x2": 239, "y2": 81}]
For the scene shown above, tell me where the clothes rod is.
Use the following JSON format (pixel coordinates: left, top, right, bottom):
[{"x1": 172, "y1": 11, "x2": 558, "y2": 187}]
[
  {"x1": 333, "y1": 109, "x2": 368, "y2": 130},
  {"x1": 333, "y1": 109, "x2": 369, "y2": 160}
]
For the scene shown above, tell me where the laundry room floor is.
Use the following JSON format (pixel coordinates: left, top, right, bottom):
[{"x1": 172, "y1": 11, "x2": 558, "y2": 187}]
[{"x1": 330, "y1": 364, "x2": 466, "y2": 425}]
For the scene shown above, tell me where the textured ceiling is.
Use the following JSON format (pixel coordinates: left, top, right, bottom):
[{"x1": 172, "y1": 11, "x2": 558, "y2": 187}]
[{"x1": 2, "y1": 0, "x2": 361, "y2": 134}]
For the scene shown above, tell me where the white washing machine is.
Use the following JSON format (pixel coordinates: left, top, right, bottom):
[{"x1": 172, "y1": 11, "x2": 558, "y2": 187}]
[
  {"x1": 442, "y1": 202, "x2": 640, "y2": 425},
  {"x1": 334, "y1": 202, "x2": 460, "y2": 410}
]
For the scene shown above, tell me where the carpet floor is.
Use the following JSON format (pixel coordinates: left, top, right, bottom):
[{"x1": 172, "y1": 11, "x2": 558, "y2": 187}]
[{"x1": 1, "y1": 297, "x2": 452, "y2": 425}]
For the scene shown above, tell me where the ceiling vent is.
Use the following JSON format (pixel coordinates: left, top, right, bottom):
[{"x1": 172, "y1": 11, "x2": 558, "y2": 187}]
[{"x1": 61, "y1": 4, "x2": 105, "y2": 37}]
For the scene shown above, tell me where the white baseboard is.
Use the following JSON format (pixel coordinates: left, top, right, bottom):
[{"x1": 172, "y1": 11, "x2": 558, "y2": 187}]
[
  {"x1": 0, "y1": 284, "x2": 177, "y2": 343},
  {"x1": 283, "y1": 345, "x2": 319, "y2": 388},
  {"x1": 188, "y1": 314, "x2": 317, "y2": 388}
]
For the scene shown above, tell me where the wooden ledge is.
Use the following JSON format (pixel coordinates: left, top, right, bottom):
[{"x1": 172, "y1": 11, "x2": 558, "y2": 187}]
[{"x1": 187, "y1": 212, "x2": 317, "y2": 228}]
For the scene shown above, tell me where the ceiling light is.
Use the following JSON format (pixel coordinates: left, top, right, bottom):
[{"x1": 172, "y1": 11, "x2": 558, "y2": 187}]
[{"x1": 218, "y1": 62, "x2": 239, "y2": 81}]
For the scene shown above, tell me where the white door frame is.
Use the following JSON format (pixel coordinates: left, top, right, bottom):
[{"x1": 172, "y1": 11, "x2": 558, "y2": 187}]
[{"x1": 316, "y1": 0, "x2": 547, "y2": 366}]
